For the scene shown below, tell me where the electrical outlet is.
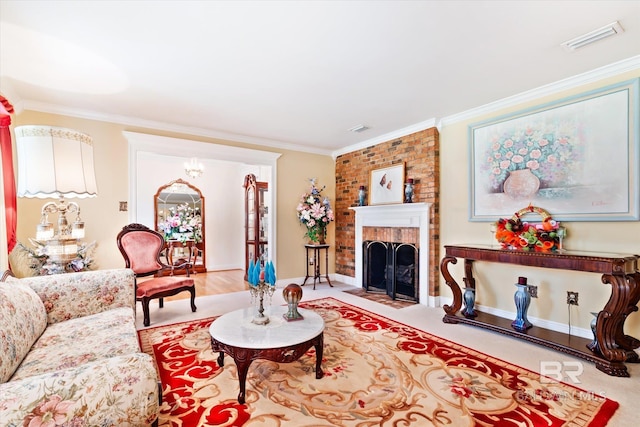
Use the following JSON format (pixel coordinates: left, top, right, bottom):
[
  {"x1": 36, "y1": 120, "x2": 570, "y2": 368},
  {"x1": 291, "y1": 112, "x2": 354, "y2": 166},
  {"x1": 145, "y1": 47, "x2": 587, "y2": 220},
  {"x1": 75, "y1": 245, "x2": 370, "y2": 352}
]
[
  {"x1": 567, "y1": 291, "x2": 579, "y2": 306},
  {"x1": 308, "y1": 257, "x2": 314, "y2": 265},
  {"x1": 527, "y1": 285, "x2": 538, "y2": 298}
]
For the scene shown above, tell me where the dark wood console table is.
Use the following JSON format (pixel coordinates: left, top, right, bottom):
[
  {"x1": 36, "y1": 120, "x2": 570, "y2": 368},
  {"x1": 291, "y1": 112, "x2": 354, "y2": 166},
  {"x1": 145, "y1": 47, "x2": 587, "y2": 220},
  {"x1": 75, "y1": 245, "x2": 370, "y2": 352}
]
[{"x1": 440, "y1": 244, "x2": 640, "y2": 377}]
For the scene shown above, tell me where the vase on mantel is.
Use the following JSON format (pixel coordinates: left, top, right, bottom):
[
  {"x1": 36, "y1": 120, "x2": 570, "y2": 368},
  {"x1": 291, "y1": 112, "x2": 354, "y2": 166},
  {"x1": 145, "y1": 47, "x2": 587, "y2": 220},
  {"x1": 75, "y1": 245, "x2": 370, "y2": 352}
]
[
  {"x1": 503, "y1": 168, "x2": 540, "y2": 199},
  {"x1": 358, "y1": 185, "x2": 366, "y2": 206},
  {"x1": 404, "y1": 179, "x2": 414, "y2": 203}
]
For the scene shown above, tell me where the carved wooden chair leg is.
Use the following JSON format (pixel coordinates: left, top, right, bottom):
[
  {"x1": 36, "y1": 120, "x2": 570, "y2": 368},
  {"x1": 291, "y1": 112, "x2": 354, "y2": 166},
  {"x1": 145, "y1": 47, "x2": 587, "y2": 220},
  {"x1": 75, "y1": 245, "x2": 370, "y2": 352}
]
[
  {"x1": 152, "y1": 381, "x2": 162, "y2": 427},
  {"x1": 190, "y1": 288, "x2": 197, "y2": 312},
  {"x1": 142, "y1": 299, "x2": 151, "y2": 327}
]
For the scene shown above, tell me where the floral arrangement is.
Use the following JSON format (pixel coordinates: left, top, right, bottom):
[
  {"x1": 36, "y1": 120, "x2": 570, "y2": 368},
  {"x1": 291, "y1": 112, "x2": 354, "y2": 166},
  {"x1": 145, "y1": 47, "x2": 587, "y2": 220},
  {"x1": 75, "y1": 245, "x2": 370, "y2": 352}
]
[
  {"x1": 494, "y1": 205, "x2": 562, "y2": 252},
  {"x1": 296, "y1": 178, "x2": 334, "y2": 243},
  {"x1": 484, "y1": 122, "x2": 583, "y2": 191},
  {"x1": 158, "y1": 203, "x2": 202, "y2": 243}
]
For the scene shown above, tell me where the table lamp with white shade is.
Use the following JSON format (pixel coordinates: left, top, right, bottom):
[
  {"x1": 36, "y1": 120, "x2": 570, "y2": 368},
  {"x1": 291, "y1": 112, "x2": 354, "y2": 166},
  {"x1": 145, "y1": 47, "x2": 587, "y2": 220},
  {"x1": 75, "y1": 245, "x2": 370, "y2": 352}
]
[{"x1": 14, "y1": 125, "x2": 98, "y2": 264}]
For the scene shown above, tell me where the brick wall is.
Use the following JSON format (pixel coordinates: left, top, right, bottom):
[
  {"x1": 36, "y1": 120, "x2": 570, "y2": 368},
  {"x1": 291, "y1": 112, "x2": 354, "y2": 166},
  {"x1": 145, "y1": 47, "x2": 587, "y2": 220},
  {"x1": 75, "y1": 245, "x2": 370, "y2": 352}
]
[{"x1": 335, "y1": 127, "x2": 440, "y2": 296}]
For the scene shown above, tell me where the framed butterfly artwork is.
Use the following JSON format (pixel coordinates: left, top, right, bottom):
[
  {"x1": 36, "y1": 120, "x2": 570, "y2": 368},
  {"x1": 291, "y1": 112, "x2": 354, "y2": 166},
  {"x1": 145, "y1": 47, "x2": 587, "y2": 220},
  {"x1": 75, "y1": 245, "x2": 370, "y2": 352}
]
[{"x1": 369, "y1": 163, "x2": 405, "y2": 205}]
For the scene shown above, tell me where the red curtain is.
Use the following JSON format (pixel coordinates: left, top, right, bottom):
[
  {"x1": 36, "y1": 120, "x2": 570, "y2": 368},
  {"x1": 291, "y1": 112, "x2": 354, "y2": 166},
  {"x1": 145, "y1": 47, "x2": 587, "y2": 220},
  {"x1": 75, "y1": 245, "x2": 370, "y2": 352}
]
[{"x1": 0, "y1": 95, "x2": 16, "y2": 254}]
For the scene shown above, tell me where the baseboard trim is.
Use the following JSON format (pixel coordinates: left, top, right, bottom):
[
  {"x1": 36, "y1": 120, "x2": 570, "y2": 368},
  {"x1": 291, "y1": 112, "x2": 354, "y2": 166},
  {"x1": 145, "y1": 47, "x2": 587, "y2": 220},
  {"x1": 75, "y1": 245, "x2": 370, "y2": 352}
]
[{"x1": 438, "y1": 296, "x2": 592, "y2": 339}]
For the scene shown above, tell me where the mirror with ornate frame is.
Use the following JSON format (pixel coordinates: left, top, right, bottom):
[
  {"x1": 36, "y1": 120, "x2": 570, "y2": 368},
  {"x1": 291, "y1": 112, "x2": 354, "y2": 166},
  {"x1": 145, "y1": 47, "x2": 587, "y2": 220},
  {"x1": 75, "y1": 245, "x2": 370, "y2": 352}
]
[{"x1": 154, "y1": 178, "x2": 206, "y2": 274}]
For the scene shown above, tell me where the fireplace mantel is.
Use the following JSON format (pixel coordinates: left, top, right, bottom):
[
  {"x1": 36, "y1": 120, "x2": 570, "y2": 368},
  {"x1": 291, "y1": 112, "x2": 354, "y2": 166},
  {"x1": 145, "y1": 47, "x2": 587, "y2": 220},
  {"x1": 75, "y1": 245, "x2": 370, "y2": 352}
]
[{"x1": 350, "y1": 203, "x2": 432, "y2": 306}]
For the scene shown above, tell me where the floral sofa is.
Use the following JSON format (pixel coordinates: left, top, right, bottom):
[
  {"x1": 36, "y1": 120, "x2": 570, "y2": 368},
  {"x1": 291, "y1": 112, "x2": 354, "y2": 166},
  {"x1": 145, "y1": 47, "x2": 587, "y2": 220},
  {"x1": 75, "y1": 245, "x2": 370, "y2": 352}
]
[{"x1": 0, "y1": 268, "x2": 159, "y2": 426}]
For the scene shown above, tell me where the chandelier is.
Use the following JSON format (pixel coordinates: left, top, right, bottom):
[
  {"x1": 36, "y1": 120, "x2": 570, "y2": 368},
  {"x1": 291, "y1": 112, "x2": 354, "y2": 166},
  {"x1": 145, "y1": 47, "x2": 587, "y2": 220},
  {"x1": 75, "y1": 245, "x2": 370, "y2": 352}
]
[{"x1": 184, "y1": 157, "x2": 204, "y2": 179}]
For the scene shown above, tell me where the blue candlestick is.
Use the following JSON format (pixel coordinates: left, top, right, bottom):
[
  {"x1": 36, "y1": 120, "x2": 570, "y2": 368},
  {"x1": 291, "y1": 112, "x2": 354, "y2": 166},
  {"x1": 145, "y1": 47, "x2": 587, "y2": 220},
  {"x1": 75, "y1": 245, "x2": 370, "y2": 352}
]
[{"x1": 248, "y1": 259, "x2": 255, "y2": 285}]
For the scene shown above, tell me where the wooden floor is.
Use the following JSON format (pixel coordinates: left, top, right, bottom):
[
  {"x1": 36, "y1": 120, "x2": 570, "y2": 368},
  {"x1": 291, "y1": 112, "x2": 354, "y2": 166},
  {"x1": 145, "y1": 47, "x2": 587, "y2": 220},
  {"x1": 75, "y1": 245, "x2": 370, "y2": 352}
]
[
  {"x1": 165, "y1": 269, "x2": 249, "y2": 301},
  {"x1": 162, "y1": 269, "x2": 417, "y2": 310}
]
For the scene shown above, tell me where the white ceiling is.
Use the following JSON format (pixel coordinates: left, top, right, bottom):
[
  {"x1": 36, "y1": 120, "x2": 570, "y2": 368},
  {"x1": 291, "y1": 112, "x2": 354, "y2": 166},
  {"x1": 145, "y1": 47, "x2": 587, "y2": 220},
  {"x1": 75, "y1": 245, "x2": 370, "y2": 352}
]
[{"x1": 1, "y1": 1, "x2": 639, "y2": 156}]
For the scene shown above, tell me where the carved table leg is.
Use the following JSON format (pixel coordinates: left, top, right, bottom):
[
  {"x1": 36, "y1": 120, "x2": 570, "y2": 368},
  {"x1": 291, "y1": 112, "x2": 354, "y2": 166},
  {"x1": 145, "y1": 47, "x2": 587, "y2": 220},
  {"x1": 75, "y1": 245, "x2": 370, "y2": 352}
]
[
  {"x1": 211, "y1": 334, "x2": 324, "y2": 404},
  {"x1": 314, "y1": 248, "x2": 320, "y2": 290},
  {"x1": 211, "y1": 338, "x2": 254, "y2": 404},
  {"x1": 234, "y1": 350, "x2": 254, "y2": 404},
  {"x1": 323, "y1": 247, "x2": 333, "y2": 288},
  {"x1": 302, "y1": 246, "x2": 311, "y2": 286},
  {"x1": 616, "y1": 272, "x2": 640, "y2": 362},
  {"x1": 596, "y1": 274, "x2": 632, "y2": 376},
  {"x1": 440, "y1": 256, "x2": 461, "y2": 320},
  {"x1": 463, "y1": 258, "x2": 476, "y2": 292},
  {"x1": 314, "y1": 333, "x2": 324, "y2": 379}
]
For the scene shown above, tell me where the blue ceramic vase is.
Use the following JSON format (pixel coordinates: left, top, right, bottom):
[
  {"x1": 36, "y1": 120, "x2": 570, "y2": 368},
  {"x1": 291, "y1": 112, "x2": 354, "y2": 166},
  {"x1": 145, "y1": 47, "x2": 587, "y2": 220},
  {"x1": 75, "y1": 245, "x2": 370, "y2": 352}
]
[
  {"x1": 404, "y1": 179, "x2": 414, "y2": 203},
  {"x1": 588, "y1": 311, "x2": 600, "y2": 353},
  {"x1": 512, "y1": 277, "x2": 532, "y2": 331},
  {"x1": 462, "y1": 287, "x2": 477, "y2": 318},
  {"x1": 358, "y1": 186, "x2": 366, "y2": 206}
]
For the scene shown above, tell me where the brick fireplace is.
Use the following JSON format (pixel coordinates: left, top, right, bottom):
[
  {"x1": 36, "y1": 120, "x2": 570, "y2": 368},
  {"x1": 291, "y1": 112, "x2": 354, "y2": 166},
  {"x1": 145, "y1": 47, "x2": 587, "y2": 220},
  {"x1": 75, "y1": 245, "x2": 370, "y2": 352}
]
[
  {"x1": 334, "y1": 127, "x2": 440, "y2": 303},
  {"x1": 349, "y1": 203, "x2": 431, "y2": 306}
]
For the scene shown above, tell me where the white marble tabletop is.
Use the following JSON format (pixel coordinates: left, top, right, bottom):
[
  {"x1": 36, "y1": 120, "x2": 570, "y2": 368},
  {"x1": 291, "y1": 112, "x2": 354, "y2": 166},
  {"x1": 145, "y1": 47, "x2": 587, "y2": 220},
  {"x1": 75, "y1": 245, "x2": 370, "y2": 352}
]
[{"x1": 209, "y1": 305, "x2": 324, "y2": 349}]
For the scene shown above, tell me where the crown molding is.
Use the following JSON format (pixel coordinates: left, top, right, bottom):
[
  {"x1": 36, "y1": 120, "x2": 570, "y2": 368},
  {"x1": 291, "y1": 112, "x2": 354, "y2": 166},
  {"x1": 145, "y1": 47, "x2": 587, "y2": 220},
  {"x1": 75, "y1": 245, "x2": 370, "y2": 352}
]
[
  {"x1": 12, "y1": 55, "x2": 640, "y2": 159},
  {"x1": 18, "y1": 99, "x2": 334, "y2": 157},
  {"x1": 335, "y1": 55, "x2": 640, "y2": 157},
  {"x1": 332, "y1": 118, "x2": 438, "y2": 159},
  {"x1": 439, "y1": 55, "x2": 640, "y2": 127}
]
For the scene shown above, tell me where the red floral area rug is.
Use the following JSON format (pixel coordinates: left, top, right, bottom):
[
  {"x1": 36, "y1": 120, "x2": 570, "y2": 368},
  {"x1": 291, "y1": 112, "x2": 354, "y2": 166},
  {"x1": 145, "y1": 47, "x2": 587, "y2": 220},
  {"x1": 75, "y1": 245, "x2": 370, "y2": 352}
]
[{"x1": 138, "y1": 297, "x2": 619, "y2": 426}]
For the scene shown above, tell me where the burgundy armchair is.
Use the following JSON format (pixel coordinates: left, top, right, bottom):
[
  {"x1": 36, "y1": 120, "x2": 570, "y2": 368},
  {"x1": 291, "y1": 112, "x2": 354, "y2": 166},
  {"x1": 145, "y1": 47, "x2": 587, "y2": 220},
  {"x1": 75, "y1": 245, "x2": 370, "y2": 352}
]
[{"x1": 117, "y1": 223, "x2": 197, "y2": 326}]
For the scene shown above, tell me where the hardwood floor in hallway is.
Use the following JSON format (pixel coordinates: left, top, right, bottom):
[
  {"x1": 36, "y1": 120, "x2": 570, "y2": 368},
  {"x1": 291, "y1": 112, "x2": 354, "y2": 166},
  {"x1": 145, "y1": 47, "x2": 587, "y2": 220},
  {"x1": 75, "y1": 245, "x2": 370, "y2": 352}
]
[{"x1": 165, "y1": 269, "x2": 249, "y2": 301}]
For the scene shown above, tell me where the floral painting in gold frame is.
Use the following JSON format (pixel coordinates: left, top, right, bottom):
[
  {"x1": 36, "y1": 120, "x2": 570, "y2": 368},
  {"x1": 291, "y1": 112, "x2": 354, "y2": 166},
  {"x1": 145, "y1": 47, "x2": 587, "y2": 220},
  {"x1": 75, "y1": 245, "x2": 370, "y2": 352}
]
[{"x1": 469, "y1": 78, "x2": 638, "y2": 222}]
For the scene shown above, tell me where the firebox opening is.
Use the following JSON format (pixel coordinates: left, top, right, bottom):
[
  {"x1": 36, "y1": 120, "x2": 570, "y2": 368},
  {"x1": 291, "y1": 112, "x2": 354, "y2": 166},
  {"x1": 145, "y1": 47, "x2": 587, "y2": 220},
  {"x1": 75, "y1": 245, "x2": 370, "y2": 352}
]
[{"x1": 363, "y1": 240, "x2": 418, "y2": 302}]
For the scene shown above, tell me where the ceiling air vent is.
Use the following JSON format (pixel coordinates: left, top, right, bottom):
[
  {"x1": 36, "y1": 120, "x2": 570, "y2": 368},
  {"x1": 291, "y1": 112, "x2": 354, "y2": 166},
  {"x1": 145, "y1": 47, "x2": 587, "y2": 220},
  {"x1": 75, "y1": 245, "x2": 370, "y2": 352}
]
[
  {"x1": 561, "y1": 21, "x2": 624, "y2": 51},
  {"x1": 349, "y1": 124, "x2": 369, "y2": 133}
]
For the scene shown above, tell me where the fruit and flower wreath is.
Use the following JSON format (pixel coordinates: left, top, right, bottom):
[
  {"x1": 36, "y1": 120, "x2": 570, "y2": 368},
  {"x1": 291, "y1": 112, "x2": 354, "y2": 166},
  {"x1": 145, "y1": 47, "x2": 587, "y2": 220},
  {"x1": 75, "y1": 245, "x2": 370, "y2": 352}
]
[{"x1": 494, "y1": 205, "x2": 562, "y2": 252}]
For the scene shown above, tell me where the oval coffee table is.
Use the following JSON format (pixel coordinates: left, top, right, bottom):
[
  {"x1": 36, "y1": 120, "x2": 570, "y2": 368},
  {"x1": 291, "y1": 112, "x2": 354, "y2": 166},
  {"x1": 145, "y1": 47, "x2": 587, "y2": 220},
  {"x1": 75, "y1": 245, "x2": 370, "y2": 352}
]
[{"x1": 209, "y1": 305, "x2": 325, "y2": 404}]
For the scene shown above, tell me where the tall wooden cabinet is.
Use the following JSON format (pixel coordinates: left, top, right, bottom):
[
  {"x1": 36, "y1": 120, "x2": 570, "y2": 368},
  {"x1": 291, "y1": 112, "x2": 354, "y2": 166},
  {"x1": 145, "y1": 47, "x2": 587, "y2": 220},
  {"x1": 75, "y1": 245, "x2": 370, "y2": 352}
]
[{"x1": 244, "y1": 174, "x2": 268, "y2": 280}]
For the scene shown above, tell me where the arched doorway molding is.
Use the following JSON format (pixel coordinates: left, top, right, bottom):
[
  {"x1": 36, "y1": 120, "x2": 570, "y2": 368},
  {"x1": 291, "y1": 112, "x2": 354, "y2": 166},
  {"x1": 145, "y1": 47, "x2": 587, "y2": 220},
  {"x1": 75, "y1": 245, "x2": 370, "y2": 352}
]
[{"x1": 123, "y1": 131, "x2": 281, "y2": 271}]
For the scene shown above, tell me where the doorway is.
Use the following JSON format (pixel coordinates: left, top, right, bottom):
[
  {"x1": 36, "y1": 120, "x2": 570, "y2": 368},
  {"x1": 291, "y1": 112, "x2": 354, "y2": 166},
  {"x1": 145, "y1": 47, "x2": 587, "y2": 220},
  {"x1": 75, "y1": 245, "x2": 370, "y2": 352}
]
[{"x1": 124, "y1": 131, "x2": 281, "y2": 272}]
